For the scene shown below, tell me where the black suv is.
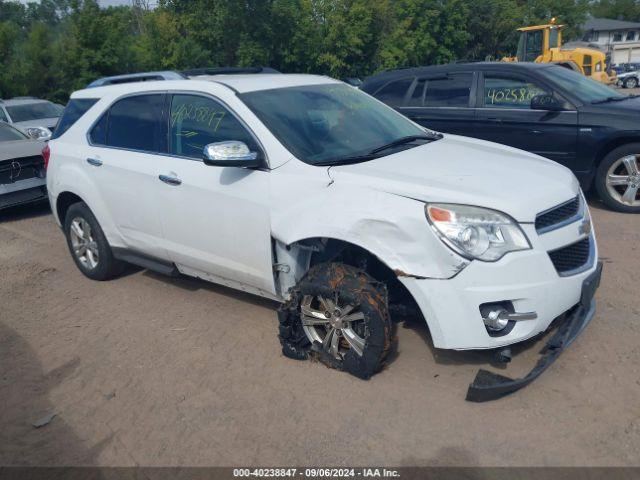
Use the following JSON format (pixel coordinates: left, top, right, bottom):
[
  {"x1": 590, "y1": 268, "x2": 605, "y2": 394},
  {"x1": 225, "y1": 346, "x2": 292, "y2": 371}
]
[{"x1": 362, "y1": 62, "x2": 640, "y2": 213}]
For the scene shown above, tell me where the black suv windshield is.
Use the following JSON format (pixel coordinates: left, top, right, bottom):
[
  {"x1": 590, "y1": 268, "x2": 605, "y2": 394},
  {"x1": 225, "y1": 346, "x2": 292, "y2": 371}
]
[
  {"x1": 6, "y1": 101, "x2": 63, "y2": 122},
  {"x1": 240, "y1": 83, "x2": 433, "y2": 165},
  {"x1": 540, "y1": 66, "x2": 626, "y2": 103}
]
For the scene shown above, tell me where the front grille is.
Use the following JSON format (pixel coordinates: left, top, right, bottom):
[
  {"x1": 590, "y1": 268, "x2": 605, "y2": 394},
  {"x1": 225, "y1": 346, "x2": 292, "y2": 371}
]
[
  {"x1": 548, "y1": 237, "x2": 591, "y2": 275},
  {"x1": 0, "y1": 155, "x2": 45, "y2": 185},
  {"x1": 535, "y1": 196, "x2": 581, "y2": 233}
]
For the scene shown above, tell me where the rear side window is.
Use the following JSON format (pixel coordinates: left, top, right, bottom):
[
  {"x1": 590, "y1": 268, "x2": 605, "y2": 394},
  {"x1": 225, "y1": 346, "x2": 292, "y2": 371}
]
[
  {"x1": 424, "y1": 74, "x2": 473, "y2": 107},
  {"x1": 51, "y1": 99, "x2": 98, "y2": 140},
  {"x1": 374, "y1": 78, "x2": 413, "y2": 106},
  {"x1": 91, "y1": 94, "x2": 164, "y2": 152}
]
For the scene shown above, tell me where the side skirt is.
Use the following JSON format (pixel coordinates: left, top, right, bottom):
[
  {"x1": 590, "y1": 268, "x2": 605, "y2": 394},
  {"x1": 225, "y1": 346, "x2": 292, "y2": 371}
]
[{"x1": 112, "y1": 247, "x2": 179, "y2": 277}]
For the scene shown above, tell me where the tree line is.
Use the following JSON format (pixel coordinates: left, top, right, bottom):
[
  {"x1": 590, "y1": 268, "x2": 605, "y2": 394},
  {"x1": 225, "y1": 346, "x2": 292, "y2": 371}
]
[{"x1": 1, "y1": 0, "x2": 639, "y2": 103}]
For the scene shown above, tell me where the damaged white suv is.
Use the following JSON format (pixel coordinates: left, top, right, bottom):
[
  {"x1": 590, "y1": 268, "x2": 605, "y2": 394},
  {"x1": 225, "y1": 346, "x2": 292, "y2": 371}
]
[{"x1": 46, "y1": 74, "x2": 602, "y2": 401}]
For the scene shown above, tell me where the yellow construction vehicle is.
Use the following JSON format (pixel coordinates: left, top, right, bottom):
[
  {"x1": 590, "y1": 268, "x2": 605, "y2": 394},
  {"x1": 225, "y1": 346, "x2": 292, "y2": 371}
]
[{"x1": 503, "y1": 18, "x2": 614, "y2": 84}]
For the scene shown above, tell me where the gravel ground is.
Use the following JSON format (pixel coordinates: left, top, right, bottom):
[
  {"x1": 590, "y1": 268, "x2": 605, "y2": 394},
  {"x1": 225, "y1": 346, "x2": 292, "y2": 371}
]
[{"x1": 0, "y1": 198, "x2": 639, "y2": 467}]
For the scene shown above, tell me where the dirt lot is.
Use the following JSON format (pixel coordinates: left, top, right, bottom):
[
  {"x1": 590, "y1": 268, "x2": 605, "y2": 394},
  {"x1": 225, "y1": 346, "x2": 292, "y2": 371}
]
[{"x1": 0, "y1": 197, "x2": 639, "y2": 467}]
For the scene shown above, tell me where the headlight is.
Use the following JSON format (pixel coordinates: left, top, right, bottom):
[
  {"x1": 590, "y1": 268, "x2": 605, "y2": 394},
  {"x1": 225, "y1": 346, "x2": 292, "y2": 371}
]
[
  {"x1": 24, "y1": 126, "x2": 51, "y2": 141},
  {"x1": 425, "y1": 204, "x2": 531, "y2": 262}
]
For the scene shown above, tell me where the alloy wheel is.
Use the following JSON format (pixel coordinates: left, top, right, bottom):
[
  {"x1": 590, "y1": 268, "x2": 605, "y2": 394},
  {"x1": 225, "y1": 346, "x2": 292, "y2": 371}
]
[
  {"x1": 300, "y1": 294, "x2": 367, "y2": 360},
  {"x1": 69, "y1": 217, "x2": 100, "y2": 269},
  {"x1": 606, "y1": 154, "x2": 640, "y2": 207}
]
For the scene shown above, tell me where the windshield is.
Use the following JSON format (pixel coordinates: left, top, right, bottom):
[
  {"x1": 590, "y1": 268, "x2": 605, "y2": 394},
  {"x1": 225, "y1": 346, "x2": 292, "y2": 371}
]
[
  {"x1": 540, "y1": 66, "x2": 625, "y2": 103},
  {"x1": 6, "y1": 101, "x2": 63, "y2": 122},
  {"x1": 240, "y1": 83, "x2": 429, "y2": 165},
  {"x1": 0, "y1": 123, "x2": 27, "y2": 142}
]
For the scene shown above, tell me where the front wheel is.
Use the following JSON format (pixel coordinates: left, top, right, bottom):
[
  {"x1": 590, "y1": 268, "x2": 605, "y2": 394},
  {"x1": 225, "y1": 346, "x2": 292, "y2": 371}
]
[
  {"x1": 595, "y1": 145, "x2": 640, "y2": 213},
  {"x1": 278, "y1": 262, "x2": 393, "y2": 379},
  {"x1": 623, "y1": 77, "x2": 638, "y2": 89}
]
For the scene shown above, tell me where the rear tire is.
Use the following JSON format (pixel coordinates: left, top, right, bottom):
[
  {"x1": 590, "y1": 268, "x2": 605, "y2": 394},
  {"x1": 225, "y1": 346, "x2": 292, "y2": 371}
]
[
  {"x1": 63, "y1": 202, "x2": 125, "y2": 280},
  {"x1": 278, "y1": 262, "x2": 393, "y2": 379},
  {"x1": 595, "y1": 144, "x2": 640, "y2": 213}
]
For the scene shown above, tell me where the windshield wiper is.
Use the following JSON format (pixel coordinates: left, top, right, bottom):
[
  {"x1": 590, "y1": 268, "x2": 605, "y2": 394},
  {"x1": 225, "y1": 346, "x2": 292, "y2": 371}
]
[
  {"x1": 369, "y1": 134, "x2": 438, "y2": 155},
  {"x1": 315, "y1": 153, "x2": 381, "y2": 167},
  {"x1": 591, "y1": 94, "x2": 639, "y2": 104}
]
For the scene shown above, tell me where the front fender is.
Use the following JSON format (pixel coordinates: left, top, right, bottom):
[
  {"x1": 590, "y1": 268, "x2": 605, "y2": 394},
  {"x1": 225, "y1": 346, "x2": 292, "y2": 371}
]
[{"x1": 271, "y1": 185, "x2": 469, "y2": 279}]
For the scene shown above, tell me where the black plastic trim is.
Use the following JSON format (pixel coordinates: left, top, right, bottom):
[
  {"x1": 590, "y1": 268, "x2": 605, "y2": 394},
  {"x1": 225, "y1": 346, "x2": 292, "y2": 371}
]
[
  {"x1": 466, "y1": 261, "x2": 603, "y2": 402},
  {"x1": 112, "y1": 248, "x2": 179, "y2": 277}
]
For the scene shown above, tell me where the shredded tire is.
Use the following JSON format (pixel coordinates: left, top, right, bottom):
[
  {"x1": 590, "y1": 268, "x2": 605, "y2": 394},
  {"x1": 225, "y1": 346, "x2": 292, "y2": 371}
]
[{"x1": 278, "y1": 262, "x2": 392, "y2": 379}]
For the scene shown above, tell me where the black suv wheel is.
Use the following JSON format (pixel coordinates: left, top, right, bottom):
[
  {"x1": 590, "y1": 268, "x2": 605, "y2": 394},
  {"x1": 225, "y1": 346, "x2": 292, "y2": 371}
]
[{"x1": 596, "y1": 144, "x2": 640, "y2": 213}]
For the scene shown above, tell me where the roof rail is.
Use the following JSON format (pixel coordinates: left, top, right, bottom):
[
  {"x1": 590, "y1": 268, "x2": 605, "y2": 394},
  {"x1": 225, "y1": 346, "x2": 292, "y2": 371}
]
[
  {"x1": 182, "y1": 66, "x2": 281, "y2": 77},
  {"x1": 10, "y1": 96, "x2": 38, "y2": 100},
  {"x1": 86, "y1": 71, "x2": 187, "y2": 89}
]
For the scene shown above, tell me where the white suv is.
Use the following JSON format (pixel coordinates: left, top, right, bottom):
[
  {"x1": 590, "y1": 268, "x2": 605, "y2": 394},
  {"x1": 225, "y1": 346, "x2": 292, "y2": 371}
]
[{"x1": 46, "y1": 74, "x2": 602, "y2": 401}]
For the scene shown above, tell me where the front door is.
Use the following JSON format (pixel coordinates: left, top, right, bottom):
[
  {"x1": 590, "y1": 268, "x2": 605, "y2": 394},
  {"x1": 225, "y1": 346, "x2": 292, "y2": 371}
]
[
  {"x1": 156, "y1": 93, "x2": 275, "y2": 295},
  {"x1": 474, "y1": 72, "x2": 579, "y2": 169}
]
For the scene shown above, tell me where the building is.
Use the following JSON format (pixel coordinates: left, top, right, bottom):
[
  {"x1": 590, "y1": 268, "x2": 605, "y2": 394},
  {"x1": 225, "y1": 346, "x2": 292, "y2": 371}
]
[{"x1": 582, "y1": 17, "x2": 640, "y2": 65}]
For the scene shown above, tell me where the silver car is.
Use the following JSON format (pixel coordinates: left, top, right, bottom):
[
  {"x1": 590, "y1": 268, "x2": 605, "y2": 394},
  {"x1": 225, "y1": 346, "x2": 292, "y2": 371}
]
[
  {"x1": 0, "y1": 97, "x2": 62, "y2": 139},
  {"x1": 0, "y1": 121, "x2": 47, "y2": 210}
]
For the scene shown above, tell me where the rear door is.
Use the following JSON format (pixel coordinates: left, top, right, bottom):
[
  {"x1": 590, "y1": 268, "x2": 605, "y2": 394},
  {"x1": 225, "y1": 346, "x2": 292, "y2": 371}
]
[
  {"x1": 474, "y1": 71, "x2": 579, "y2": 168},
  {"x1": 86, "y1": 93, "x2": 169, "y2": 259},
  {"x1": 398, "y1": 72, "x2": 477, "y2": 135}
]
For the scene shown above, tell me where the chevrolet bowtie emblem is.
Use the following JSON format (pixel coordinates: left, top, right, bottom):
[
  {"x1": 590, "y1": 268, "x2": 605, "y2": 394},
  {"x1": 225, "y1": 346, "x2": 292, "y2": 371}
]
[{"x1": 9, "y1": 161, "x2": 21, "y2": 183}]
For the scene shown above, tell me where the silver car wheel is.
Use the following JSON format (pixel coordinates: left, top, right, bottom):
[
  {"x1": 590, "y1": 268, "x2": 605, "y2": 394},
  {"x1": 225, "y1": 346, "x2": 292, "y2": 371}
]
[
  {"x1": 300, "y1": 294, "x2": 366, "y2": 360},
  {"x1": 625, "y1": 77, "x2": 638, "y2": 88},
  {"x1": 69, "y1": 217, "x2": 99, "y2": 269},
  {"x1": 606, "y1": 154, "x2": 640, "y2": 207}
]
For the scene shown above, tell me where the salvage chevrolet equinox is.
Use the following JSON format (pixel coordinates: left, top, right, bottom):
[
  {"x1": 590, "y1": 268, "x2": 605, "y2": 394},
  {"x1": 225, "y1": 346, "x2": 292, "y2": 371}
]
[{"x1": 46, "y1": 74, "x2": 602, "y2": 401}]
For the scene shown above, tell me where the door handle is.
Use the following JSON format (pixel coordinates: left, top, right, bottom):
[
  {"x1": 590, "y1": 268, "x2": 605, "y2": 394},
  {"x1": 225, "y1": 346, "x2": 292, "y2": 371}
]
[
  {"x1": 86, "y1": 158, "x2": 103, "y2": 167},
  {"x1": 159, "y1": 174, "x2": 182, "y2": 186},
  {"x1": 485, "y1": 117, "x2": 503, "y2": 123}
]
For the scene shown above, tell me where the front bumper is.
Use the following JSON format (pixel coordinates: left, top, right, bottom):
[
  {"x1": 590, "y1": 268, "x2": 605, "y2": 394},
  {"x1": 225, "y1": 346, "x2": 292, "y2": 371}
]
[{"x1": 466, "y1": 261, "x2": 602, "y2": 402}]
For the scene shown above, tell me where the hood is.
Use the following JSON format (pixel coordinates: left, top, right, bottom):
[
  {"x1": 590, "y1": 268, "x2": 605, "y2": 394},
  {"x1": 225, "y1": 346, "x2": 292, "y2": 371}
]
[
  {"x1": 617, "y1": 71, "x2": 638, "y2": 79},
  {"x1": 328, "y1": 134, "x2": 579, "y2": 223},
  {"x1": 0, "y1": 139, "x2": 45, "y2": 162},
  {"x1": 13, "y1": 118, "x2": 59, "y2": 131}
]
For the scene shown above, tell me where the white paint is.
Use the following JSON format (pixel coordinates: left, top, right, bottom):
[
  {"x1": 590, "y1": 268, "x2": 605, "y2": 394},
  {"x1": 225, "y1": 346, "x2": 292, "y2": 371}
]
[{"x1": 47, "y1": 74, "x2": 598, "y2": 350}]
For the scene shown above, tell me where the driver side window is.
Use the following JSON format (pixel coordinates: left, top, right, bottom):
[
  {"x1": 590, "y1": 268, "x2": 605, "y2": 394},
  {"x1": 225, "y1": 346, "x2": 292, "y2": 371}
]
[
  {"x1": 483, "y1": 76, "x2": 549, "y2": 109},
  {"x1": 168, "y1": 94, "x2": 256, "y2": 159}
]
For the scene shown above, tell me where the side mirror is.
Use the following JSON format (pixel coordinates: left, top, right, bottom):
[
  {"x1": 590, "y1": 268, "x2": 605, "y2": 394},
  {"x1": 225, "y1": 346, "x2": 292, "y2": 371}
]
[
  {"x1": 530, "y1": 94, "x2": 564, "y2": 111},
  {"x1": 202, "y1": 141, "x2": 261, "y2": 168}
]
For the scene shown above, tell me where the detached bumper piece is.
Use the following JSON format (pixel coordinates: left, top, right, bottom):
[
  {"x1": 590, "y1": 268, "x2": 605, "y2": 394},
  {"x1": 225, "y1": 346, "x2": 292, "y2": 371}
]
[{"x1": 466, "y1": 261, "x2": 603, "y2": 402}]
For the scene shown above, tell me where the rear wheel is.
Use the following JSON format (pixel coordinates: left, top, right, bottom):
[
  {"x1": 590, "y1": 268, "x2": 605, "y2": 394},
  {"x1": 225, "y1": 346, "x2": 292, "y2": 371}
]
[
  {"x1": 63, "y1": 202, "x2": 125, "y2": 280},
  {"x1": 595, "y1": 144, "x2": 640, "y2": 213},
  {"x1": 278, "y1": 262, "x2": 392, "y2": 379}
]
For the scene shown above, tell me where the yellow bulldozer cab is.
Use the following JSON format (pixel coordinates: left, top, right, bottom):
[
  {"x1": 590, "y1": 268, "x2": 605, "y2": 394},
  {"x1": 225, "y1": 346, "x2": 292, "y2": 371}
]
[{"x1": 505, "y1": 19, "x2": 614, "y2": 84}]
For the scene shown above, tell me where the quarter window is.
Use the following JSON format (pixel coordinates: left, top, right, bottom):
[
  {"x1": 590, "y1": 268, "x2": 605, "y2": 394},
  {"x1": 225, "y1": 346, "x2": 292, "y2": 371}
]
[
  {"x1": 168, "y1": 94, "x2": 256, "y2": 159},
  {"x1": 97, "y1": 94, "x2": 164, "y2": 152},
  {"x1": 423, "y1": 74, "x2": 472, "y2": 107},
  {"x1": 374, "y1": 78, "x2": 413, "y2": 106},
  {"x1": 52, "y1": 98, "x2": 98, "y2": 140},
  {"x1": 483, "y1": 76, "x2": 549, "y2": 109},
  {"x1": 0, "y1": 108, "x2": 7, "y2": 122}
]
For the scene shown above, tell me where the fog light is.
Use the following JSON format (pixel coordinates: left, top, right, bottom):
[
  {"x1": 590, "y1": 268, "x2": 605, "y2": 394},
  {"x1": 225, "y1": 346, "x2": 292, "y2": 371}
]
[{"x1": 483, "y1": 309, "x2": 510, "y2": 331}]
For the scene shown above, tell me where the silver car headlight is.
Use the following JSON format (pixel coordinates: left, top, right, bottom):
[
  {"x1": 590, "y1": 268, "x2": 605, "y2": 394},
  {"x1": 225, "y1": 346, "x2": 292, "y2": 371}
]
[
  {"x1": 24, "y1": 126, "x2": 51, "y2": 141},
  {"x1": 425, "y1": 204, "x2": 531, "y2": 262}
]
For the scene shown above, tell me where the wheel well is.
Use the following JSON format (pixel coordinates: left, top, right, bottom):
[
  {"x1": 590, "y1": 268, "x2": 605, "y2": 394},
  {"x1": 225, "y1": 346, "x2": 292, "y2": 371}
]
[
  {"x1": 56, "y1": 192, "x2": 83, "y2": 225},
  {"x1": 596, "y1": 138, "x2": 640, "y2": 174},
  {"x1": 297, "y1": 238, "x2": 421, "y2": 318}
]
